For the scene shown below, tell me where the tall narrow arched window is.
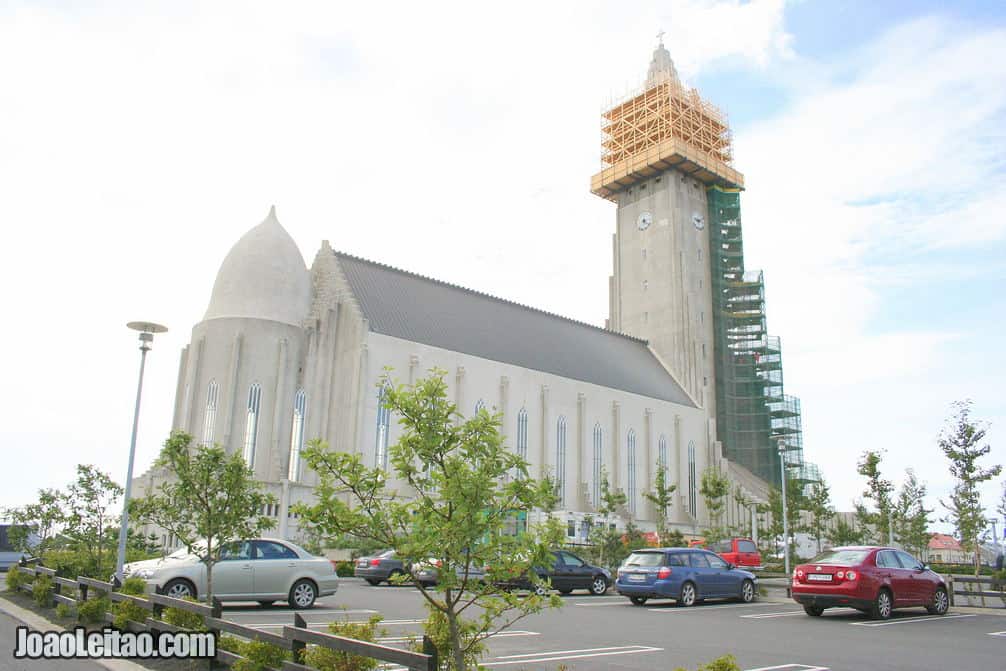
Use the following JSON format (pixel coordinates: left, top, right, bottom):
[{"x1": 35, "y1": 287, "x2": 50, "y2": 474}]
[
  {"x1": 474, "y1": 399, "x2": 486, "y2": 414},
  {"x1": 287, "y1": 389, "x2": 306, "y2": 481},
  {"x1": 243, "y1": 383, "x2": 262, "y2": 469},
  {"x1": 202, "y1": 380, "x2": 219, "y2": 445},
  {"x1": 555, "y1": 416, "x2": 567, "y2": 509},
  {"x1": 375, "y1": 384, "x2": 391, "y2": 470},
  {"x1": 516, "y1": 408, "x2": 528, "y2": 479},
  {"x1": 687, "y1": 441, "x2": 697, "y2": 517},
  {"x1": 627, "y1": 429, "x2": 637, "y2": 515},
  {"x1": 592, "y1": 423, "x2": 603, "y2": 507},
  {"x1": 658, "y1": 434, "x2": 668, "y2": 475}
]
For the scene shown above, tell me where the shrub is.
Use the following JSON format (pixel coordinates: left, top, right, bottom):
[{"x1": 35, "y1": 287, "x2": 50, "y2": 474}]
[
  {"x1": 336, "y1": 561, "x2": 355, "y2": 578},
  {"x1": 162, "y1": 597, "x2": 207, "y2": 631},
  {"x1": 32, "y1": 575, "x2": 54, "y2": 607},
  {"x1": 217, "y1": 635, "x2": 243, "y2": 654},
  {"x1": 674, "y1": 655, "x2": 741, "y2": 671},
  {"x1": 78, "y1": 596, "x2": 110, "y2": 624},
  {"x1": 5, "y1": 567, "x2": 31, "y2": 592},
  {"x1": 55, "y1": 603, "x2": 75, "y2": 619},
  {"x1": 417, "y1": 606, "x2": 484, "y2": 671},
  {"x1": 302, "y1": 614, "x2": 384, "y2": 671},
  {"x1": 230, "y1": 639, "x2": 291, "y2": 671},
  {"x1": 120, "y1": 577, "x2": 148, "y2": 596}
]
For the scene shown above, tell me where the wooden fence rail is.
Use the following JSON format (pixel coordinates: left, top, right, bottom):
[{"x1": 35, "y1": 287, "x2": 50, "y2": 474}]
[
  {"x1": 946, "y1": 574, "x2": 1006, "y2": 608},
  {"x1": 11, "y1": 560, "x2": 438, "y2": 670}
]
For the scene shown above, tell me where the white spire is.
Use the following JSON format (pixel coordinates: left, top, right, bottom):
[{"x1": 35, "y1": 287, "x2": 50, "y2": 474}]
[{"x1": 647, "y1": 29, "x2": 680, "y2": 86}]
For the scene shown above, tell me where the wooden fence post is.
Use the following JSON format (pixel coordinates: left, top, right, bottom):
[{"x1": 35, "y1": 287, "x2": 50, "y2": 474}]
[
  {"x1": 291, "y1": 613, "x2": 307, "y2": 663},
  {"x1": 422, "y1": 636, "x2": 438, "y2": 671}
]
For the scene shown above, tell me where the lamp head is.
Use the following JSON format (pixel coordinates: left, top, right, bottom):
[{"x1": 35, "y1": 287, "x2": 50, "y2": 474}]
[{"x1": 127, "y1": 321, "x2": 168, "y2": 351}]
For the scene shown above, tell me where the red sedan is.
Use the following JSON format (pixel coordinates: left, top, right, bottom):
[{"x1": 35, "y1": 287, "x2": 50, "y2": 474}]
[{"x1": 791, "y1": 546, "x2": 949, "y2": 619}]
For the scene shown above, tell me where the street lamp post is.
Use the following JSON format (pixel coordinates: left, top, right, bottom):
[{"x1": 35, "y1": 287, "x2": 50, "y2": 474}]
[
  {"x1": 778, "y1": 439, "x2": 789, "y2": 577},
  {"x1": 114, "y1": 321, "x2": 168, "y2": 583}
]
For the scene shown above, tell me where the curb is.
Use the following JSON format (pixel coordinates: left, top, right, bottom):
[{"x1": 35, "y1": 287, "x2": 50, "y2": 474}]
[{"x1": 0, "y1": 595, "x2": 150, "y2": 671}]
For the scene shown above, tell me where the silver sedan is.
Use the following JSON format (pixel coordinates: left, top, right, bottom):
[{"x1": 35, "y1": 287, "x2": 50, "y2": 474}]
[{"x1": 123, "y1": 538, "x2": 338, "y2": 609}]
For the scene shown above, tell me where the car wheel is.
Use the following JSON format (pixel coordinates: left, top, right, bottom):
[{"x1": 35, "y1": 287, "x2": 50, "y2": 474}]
[
  {"x1": 871, "y1": 588, "x2": 893, "y2": 620},
  {"x1": 257, "y1": 601, "x2": 275, "y2": 608},
  {"x1": 678, "y1": 581, "x2": 697, "y2": 607},
  {"x1": 589, "y1": 576, "x2": 609, "y2": 596},
  {"x1": 365, "y1": 578, "x2": 381, "y2": 586},
  {"x1": 533, "y1": 584, "x2": 549, "y2": 597},
  {"x1": 803, "y1": 604, "x2": 824, "y2": 617},
  {"x1": 739, "y1": 579, "x2": 755, "y2": 603},
  {"x1": 629, "y1": 596, "x2": 648, "y2": 606},
  {"x1": 289, "y1": 579, "x2": 317, "y2": 609},
  {"x1": 162, "y1": 579, "x2": 196, "y2": 600},
  {"x1": 926, "y1": 587, "x2": 949, "y2": 615}
]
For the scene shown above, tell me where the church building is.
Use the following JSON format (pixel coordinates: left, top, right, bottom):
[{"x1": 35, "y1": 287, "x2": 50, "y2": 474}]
[{"x1": 137, "y1": 39, "x2": 801, "y2": 545}]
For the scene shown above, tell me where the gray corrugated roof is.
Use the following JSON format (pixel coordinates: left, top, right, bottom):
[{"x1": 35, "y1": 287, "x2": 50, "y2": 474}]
[{"x1": 334, "y1": 251, "x2": 695, "y2": 407}]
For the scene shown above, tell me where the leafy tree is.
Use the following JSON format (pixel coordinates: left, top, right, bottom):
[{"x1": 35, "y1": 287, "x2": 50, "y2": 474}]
[
  {"x1": 767, "y1": 472, "x2": 804, "y2": 565},
  {"x1": 804, "y1": 479, "x2": 834, "y2": 555},
  {"x1": 892, "y1": 469, "x2": 932, "y2": 557},
  {"x1": 293, "y1": 370, "x2": 561, "y2": 671},
  {"x1": 700, "y1": 467, "x2": 730, "y2": 542},
  {"x1": 130, "y1": 433, "x2": 276, "y2": 601},
  {"x1": 587, "y1": 469, "x2": 628, "y2": 572},
  {"x1": 62, "y1": 465, "x2": 123, "y2": 580},
  {"x1": 857, "y1": 451, "x2": 894, "y2": 545},
  {"x1": 938, "y1": 401, "x2": 1002, "y2": 576},
  {"x1": 642, "y1": 462, "x2": 677, "y2": 544},
  {"x1": 732, "y1": 486, "x2": 754, "y2": 538},
  {"x1": 6, "y1": 488, "x2": 65, "y2": 555},
  {"x1": 829, "y1": 515, "x2": 864, "y2": 547}
]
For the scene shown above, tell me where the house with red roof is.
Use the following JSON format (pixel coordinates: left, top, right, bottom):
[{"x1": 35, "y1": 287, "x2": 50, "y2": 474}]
[{"x1": 925, "y1": 533, "x2": 971, "y2": 565}]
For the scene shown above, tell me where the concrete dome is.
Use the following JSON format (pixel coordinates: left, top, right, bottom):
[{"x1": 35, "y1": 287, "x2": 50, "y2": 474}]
[{"x1": 203, "y1": 207, "x2": 310, "y2": 326}]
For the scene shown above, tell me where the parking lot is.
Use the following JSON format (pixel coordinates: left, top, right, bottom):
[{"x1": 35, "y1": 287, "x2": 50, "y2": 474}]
[{"x1": 220, "y1": 577, "x2": 1006, "y2": 670}]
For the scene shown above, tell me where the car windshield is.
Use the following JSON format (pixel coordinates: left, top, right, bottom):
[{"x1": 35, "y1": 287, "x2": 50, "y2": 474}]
[
  {"x1": 622, "y1": 552, "x2": 665, "y2": 567},
  {"x1": 811, "y1": 549, "x2": 869, "y2": 566}
]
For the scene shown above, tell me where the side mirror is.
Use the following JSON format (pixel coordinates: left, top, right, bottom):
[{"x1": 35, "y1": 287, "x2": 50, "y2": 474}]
[
  {"x1": 920, "y1": 564, "x2": 929, "y2": 572},
  {"x1": 726, "y1": 563, "x2": 735, "y2": 570}
]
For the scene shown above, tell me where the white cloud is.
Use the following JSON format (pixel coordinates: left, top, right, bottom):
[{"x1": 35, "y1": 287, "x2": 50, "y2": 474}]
[{"x1": 737, "y1": 15, "x2": 1006, "y2": 514}]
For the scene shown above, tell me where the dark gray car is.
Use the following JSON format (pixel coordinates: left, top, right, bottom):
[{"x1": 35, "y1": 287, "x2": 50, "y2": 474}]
[{"x1": 354, "y1": 550, "x2": 408, "y2": 585}]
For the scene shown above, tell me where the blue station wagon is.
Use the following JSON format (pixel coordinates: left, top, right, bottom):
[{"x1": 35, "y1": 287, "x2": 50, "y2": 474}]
[{"x1": 616, "y1": 547, "x2": 758, "y2": 606}]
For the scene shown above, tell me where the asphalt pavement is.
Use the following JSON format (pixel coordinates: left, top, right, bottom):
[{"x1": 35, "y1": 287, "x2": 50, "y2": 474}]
[{"x1": 217, "y1": 577, "x2": 1006, "y2": 670}]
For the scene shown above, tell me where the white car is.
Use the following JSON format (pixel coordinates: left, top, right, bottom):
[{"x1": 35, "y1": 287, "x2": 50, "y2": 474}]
[{"x1": 123, "y1": 538, "x2": 338, "y2": 609}]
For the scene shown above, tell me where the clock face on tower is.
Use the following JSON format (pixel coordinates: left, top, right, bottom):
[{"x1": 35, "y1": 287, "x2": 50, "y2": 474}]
[
  {"x1": 691, "y1": 212, "x2": 705, "y2": 230},
  {"x1": 637, "y1": 212, "x2": 653, "y2": 231}
]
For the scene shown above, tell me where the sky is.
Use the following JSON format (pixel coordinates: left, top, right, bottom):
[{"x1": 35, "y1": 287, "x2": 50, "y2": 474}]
[{"x1": 1, "y1": 0, "x2": 1004, "y2": 536}]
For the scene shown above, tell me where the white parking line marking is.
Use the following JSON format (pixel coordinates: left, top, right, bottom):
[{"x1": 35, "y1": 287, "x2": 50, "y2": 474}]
[
  {"x1": 851, "y1": 614, "x2": 977, "y2": 627},
  {"x1": 485, "y1": 645, "x2": 662, "y2": 666},
  {"x1": 379, "y1": 630, "x2": 539, "y2": 644},
  {"x1": 988, "y1": 631, "x2": 1006, "y2": 637},
  {"x1": 744, "y1": 665, "x2": 829, "y2": 671},
  {"x1": 245, "y1": 617, "x2": 425, "y2": 629},
  {"x1": 647, "y1": 601, "x2": 777, "y2": 613},
  {"x1": 742, "y1": 608, "x2": 858, "y2": 619},
  {"x1": 574, "y1": 601, "x2": 634, "y2": 607}
]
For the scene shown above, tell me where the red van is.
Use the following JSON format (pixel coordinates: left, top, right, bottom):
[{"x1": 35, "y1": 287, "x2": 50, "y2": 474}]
[{"x1": 710, "y1": 538, "x2": 762, "y2": 570}]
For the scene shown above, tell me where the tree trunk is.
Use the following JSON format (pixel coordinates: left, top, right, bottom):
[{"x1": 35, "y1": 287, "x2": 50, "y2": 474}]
[
  {"x1": 206, "y1": 563, "x2": 214, "y2": 603},
  {"x1": 444, "y1": 596, "x2": 465, "y2": 671}
]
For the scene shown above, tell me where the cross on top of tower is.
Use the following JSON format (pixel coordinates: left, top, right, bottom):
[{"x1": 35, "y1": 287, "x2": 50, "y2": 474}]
[{"x1": 657, "y1": 29, "x2": 665, "y2": 45}]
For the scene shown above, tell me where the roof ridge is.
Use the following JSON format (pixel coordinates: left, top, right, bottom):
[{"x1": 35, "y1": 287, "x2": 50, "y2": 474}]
[{"x1": 330, "y1": 249, "x2": 650, "y2": 345}]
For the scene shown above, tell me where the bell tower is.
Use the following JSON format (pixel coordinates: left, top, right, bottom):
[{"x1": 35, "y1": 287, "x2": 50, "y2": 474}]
[{"x1": 592, "y1": 35, "x2": 744, "y2": 412}]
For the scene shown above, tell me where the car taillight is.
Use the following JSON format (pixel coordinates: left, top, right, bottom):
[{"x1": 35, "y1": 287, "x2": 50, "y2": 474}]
[
  {"x1": 435, "y1": 560, "x2": 443, "y2": 568},
  {"x1": 657, "y1": 567, "x2": 672, "y2": 579},
  {"x1": 796, "y1": 569, "x2": 804, "y2": 578},
  {"x1": 846, "y1": 570, "x2": 857, "y2": 581},
  {"x1": 836, "y1": 570, "x2": 845, "y2": 579},
  {"x1": 370, "y1": 558, "x2": 381, "y2": 566},
  {"x1": 329, "y1": 560, "x2": 339, "y2": 573}
]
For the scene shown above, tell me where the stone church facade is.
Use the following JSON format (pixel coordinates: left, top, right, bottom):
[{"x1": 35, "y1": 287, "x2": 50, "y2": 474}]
[{"x1": 137, "y1": 42, "x2": 775, "y2": 547}]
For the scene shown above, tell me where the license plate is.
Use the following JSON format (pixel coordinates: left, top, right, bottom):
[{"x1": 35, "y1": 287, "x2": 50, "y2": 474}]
[
  {"x1": 357, "y1": 561, "x2": 367, "y2": 567},
  {"x1": 807, "y1": 573, "x2": 833, "y2": 582},
  {"x1": 628, "y1": 574, "x2": 646, "y2": 582}
]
